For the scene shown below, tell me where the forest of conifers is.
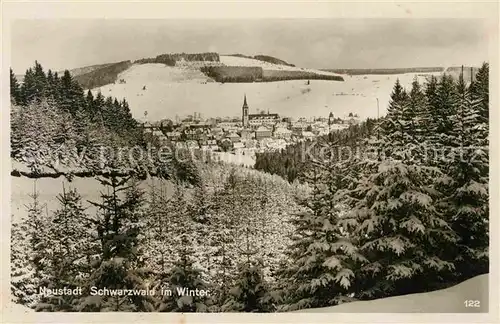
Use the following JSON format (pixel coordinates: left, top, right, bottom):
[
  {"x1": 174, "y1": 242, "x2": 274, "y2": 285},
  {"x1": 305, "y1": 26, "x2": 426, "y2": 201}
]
[{"x1": 10, "y1": 61, "x2": 489, "y2": 312}]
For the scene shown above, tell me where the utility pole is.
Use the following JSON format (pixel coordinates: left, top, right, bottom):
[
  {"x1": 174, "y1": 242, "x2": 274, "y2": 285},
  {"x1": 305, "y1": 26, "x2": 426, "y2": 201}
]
[{"x1": 376, "y1": 97, "x2": 380, "y2": 141}]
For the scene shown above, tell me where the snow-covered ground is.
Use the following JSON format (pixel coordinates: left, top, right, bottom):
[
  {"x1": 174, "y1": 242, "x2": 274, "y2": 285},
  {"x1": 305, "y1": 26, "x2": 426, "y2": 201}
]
[
  {"x1": 10, "y1": 176, "x2": 174, "y2": 224},
  {"x1": 297, "y1": 274, "x2": 489, "y2": 313},
  {"x1": 212, "y1": 151, "x2": 255, "y2": 168},
  {"x1": 93, "y1": 63, "x2": 440, "y2": 123},
  {"x1": 4, "y1": 274, "x2": 489, "y2": 314}
]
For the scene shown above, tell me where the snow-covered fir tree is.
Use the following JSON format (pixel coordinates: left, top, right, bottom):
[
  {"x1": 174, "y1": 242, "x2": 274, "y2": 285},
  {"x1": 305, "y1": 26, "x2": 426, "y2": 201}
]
[
  {"x1": 155, "y1": 182, "x2": 213, "y2": 312},
  {"x1": 11, "y1": 181, "x2": 48, "y2": 308},
  {"x1": 77, "y1": 175, "x2": 155, "y2": 311},
  {"x1": 346, "y1": 77, "x2": 459, "y2": 299},
  {"x1": 221, "y1": 263, "x2": 272, "y2": 312},
  {"x1": 11, "y1": 221, "x2": 39, "y2": 308},
  {"x1": 438, "y1": 66, "x2": 489, "y2": 282},
  {"x1": 278, "y1": 160, "x2": 364, "y2": 311},
  {"x1": 36, "y1": 185, "x2": 94, "y2": 311},
  {"x1": 156, "y1": 254, "x2": 213, "y2": 312},
  {"x1": 10, "y1": 68, "x2": 21, "y2": 104}
]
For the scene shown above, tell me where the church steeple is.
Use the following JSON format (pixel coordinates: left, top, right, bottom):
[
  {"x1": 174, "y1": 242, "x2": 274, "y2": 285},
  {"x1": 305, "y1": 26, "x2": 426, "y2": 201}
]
[
  {"x1": 243, "y1": 94, "x2": 248, "y2": 108},
  {"x1": 242, "y1": 94, "x2": 249, "y2": 127}
]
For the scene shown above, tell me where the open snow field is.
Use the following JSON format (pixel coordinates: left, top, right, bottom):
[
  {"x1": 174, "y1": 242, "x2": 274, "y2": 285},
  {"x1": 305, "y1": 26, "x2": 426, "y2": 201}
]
[
  {"x1": 10, "y1": 176, "x2": 174, "y2": 224},
  {"x1": 297, "y1": 274, "x2": 489, "y2": 313},
  {"x1": 93, "y1": 63, "x2": 441, "y2": 122}
]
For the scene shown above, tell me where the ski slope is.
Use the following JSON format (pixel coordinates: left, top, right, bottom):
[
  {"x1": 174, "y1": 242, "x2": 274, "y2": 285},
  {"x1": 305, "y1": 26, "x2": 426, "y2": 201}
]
[
  {"x1": 94, "y1": 61, "x2": 440, "y2": 123},
  {"x1": 297, "y1": 274, "x2": 489, "y2": 313}
]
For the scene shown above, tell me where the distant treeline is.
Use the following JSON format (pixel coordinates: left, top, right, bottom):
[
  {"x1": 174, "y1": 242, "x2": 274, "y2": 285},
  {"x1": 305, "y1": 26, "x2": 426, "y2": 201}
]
[
  {"x1": 228, "y1": 54, "x2": 296, "y2": 67},
  {"x1": 74, "y1": 60, "x2": 132, "y2": 89},
  {"x1": 201, "y1": 66, "x2": 344, "y2": 83},
  {"x1": 323, "y1": 67, "x2": 444, "y2": 75},
  {"x1": 67, "y1": 63, "x2": 115, "y2": 77},
  {"x1": 134, "y1": 52, "x2": 220, "y2": 66},
  {"x1": 201, "y1": 66, "x2": 263, "y2": 82},
  {"x1": 262, "y1": 69, "x2": 344, "y2": 82}
]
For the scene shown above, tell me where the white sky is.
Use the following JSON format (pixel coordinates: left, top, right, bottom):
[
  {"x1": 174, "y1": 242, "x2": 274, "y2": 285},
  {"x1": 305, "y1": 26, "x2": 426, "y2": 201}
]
[{"x1": 11, "y1": 19, "x2": 489, "y2": 74}]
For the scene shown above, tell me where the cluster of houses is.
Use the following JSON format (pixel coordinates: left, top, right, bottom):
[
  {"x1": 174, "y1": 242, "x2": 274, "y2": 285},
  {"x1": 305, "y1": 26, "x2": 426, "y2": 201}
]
[{"x1": 143, "y1": 95, "x2": 361, "y2": 155}]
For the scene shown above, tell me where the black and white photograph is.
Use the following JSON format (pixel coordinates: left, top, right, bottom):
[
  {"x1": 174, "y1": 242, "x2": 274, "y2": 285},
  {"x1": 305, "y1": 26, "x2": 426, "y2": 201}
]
[{"x1": 2, "y1": 1, "x2": 498, "y2": 321}]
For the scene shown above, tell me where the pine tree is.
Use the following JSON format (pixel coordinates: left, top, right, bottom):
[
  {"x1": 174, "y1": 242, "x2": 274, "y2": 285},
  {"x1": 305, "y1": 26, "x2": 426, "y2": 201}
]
[
  {"x1": 32, "y1": 61, "x2": 47, "y2": 101},
  {"x1": 156, "y1": 252, "x2": 212, "y2": 312},
  {"x1": 209, "y1": 173, "x2": 234, "y2": 307},
  {"x1": 382, "y1": 79, "x2": 406, "y2": 136},
  {"x1": 221, "y1": 263, "x2": 271, "y2": 312},
  {"x1": 58, "y1": 70, "x2": 81, "y2": 115},
  {"x1": 346, "y1": 78, "x2": 458, "y2": 298},
  {"x1": 172, "y1": 154, "x2": 202, "y2": 187},
  {"x1": 11, "y1": 220, "x2": 39, "y2": 308},
  {"x1": 470, "y1": 62, "x2": 489, "y2": 123},
  {"x1": 36, "y1": 185, "x2": 93, "y2": 311},
  {"x1": 380, "y1": 79, "x2": 410, "y2": 158},
  {"x1": 408, "y1": 77, "x2": 430, "y2": 143},
  {"x1": 279, "y1": 161, "x2": 364, "y2": 311},
  {"x1": 10, "y1": 103, "x2": 24, "y2": 159},
  {"x1": 11, "y1": 181, "x2": 49, "y2": 308},
  {"x1": 93, "y1": 91, "x2": 106, "y2": 126},
  {"x1": 144, "y1": 178, "x2": 175, "y2": 274},
  {"x1": 189, "y1": 181, "x2": 213, "y2": 224},
  {"x1": 45, "y1": 69, "x2": 56, "y2": 101},
  {"x1": 155, "y1": 183, "x2": 212, "y2": 312},
  {"x1": 77, "y1": 175, "x2": 154, "y2": 311},
  {"x1": 52, "y1": 71, "x2": 61, "y2": 103},
  {"x1": 10, "y1": 68, "x2": 21, "y2": 104},
  {"x1": 440, "y1": 66, "x2": 489, "y2": 282},
  {"x1": 21, "y1": 67, "x2": 37, "y2": 104},
  {"x1": 431, "y1": 74, "x2": 458, "y2": 147},
  {"x1": 24, "y1": 180, "x2": 50, "y2": 276}
]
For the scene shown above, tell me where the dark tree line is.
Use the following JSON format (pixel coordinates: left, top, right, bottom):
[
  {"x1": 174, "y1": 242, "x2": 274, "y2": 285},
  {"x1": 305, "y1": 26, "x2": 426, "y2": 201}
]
[
  {"x1": 135, "y1": 52, "x2": 220, "y2": 66},
  {"x1": 74, "y1": 60, "x2": 132, "y2": 90},
  {"x1": 10, "y1": 61, "x2": 145, "y2": 172},
  {"x1": 11, "y1": 61, "x2": 138, "y2": 132}
]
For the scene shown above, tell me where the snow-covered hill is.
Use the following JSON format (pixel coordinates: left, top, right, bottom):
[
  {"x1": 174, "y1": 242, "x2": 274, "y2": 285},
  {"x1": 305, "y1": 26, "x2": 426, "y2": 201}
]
[
  {"x1": 219, "y1": 55, "x2": 342, "y2": 77},
  {"x1": 296, "y1": 274, "x2": 489, "y2": 313},
  {"x1": 93, "y1": 62, "x2": 440, "y2": 122}
]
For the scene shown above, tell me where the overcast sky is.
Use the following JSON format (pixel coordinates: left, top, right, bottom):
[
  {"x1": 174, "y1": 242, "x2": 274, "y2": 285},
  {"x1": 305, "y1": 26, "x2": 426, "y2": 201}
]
[{"x1": 11, "y1": 19, "x2": 489, "y2": 73}]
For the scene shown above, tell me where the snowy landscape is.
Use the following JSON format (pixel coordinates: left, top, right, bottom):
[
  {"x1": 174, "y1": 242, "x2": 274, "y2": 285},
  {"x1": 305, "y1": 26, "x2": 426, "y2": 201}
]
[
  {"x1": 93, "y1": 60, "x2": 437, "y2": 122},
  {"x1": 8, "y1": 18, "x2": 490, "y2": 314}
]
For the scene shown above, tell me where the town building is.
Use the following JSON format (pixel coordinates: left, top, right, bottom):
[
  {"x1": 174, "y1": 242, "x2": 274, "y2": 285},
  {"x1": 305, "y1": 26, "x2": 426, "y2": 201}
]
[
  {"x1": 225, "y1": 131, "x2": 241, "y2": 143},
  {"x1": 248, "y1": 113, "x2": 280, "y2": 128},
  {"x1": 273, "y1": 127, "x2": 293, "y2": 139},
  {"x1": 255, "y1": 126, "x2": 272, "y2": 140},
  {"x1": 239, "y1": 128, "x2": 255, "y2": 140}
]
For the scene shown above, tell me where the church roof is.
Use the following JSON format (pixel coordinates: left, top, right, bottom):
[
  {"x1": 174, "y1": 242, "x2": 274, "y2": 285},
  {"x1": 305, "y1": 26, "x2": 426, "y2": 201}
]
[{"x1": 249, "y1": 113, "x2": 279, "y2": 118}]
